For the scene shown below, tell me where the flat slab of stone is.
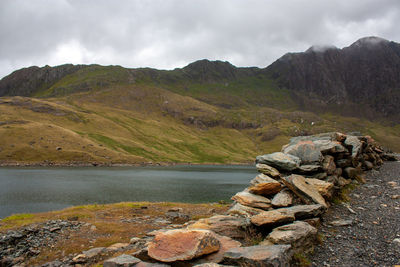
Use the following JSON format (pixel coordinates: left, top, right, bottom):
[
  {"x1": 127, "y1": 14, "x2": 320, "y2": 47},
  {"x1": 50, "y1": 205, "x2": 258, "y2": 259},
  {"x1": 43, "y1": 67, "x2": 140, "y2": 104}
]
[
  {"x1": 256, "y1": 152, "x2": 301, "y2": 172},
  {"x1": 298, "y1": 164, "x2": 321, "y2": 173},
  {"x1": 305, "y1": 178, "x2": 334, "y2": 198},
  {"x1": 282, "y1": 140, "x2": 323, "y2": 165},
  {"x1": 221, "y1": 245, "x2": 293, "y2": 267},
  {"x1": 263, "y1": 221, "x2": 317, "y2": 249},
  {"x1": 187, "y1": 215, "x2": 247, "y2": 239},
  {"x1": 256, "y1": 163, "x2": 280, "y2": 178},
  {"x1": 250, "y1": 210, "x2": 295, "y2": 227},
  {"x1": 228, "y1": 203, "x2": 264, "y2": 217},
  {"x1": 271, "y1": 189, "x2": 293, "y2": 207},
  {"x1": 103, "y1": 254, "x2": 141, "y2": 267},
  {"x1": 231, "y1": 191, "x2": 272, "y2": 210},
  {"x1": 277, "y1": 204, "x2": 326, "y2": 220},
  {"x1": 250, "y1": 173, "x2": 280, "y2": 186},
  {"x1": 248, "y1": 182, "x2": 282, "y2": 196},
  {"x1": 147, "y1": 229, "x2": 220, "y2": 262},
  {"x1": 282, "y1": 174, "x2": 328, "y2": 208}
]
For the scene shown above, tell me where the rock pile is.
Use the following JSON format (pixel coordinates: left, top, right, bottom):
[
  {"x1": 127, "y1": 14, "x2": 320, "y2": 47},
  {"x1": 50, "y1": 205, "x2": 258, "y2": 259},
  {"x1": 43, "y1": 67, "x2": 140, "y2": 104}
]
[
  {"x1": 28, "y1": 132, "x2": 397, "y2": 266},
  {"x1": 0, "y1": 220, "x2": 83, "y2": 266}
]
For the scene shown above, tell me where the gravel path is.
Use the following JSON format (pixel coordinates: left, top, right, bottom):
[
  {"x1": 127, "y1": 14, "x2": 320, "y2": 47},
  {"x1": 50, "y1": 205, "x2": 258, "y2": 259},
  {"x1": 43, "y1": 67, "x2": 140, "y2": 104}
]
[{"x1": 311, "y1": 161, "x2": 400, "y2": 267}]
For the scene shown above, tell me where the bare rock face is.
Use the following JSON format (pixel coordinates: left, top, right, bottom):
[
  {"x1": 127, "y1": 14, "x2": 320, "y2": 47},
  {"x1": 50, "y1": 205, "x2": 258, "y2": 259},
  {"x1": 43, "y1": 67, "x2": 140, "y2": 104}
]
[
  {"x1": 256, "y1": 152, "x2": 301, "y2": 172},
  {"x1": 231, "y1": 191, "x2": 272, "y2": 210},
  {"x1": 250, "y1": 210, "x2": 295, "y2": 227},
  {"x1": 187, "y1": 215, "x2": 248, "y2": 239},
  {"x1": 271, "y1": 189, "x2": 294, "y2": 207},
  {"x1": 263, "y1": 221, "x2": 317, "y2": 250},
  {"x1": 147, "y1": 229, "x2": 220, "y2": 262},
  {"x1": 282, "y1": 174, "x2": 328, "y2": 208},
  {"x1": 221, "y1": 245, "x2": 293, "y2": 267}
]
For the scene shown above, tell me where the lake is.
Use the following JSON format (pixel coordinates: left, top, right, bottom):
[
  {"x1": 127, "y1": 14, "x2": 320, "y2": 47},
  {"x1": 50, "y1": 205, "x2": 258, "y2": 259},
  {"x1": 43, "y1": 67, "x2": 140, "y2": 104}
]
[{"x1": 0, "y1": 165, "x2": 256, "y2": 218}]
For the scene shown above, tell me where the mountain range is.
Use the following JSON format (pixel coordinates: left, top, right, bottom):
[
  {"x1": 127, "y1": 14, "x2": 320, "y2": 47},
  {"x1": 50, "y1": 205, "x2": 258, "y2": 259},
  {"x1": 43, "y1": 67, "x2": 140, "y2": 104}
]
[{"x1": 0, "y1": 36, "x2": 399, "y2": 165}]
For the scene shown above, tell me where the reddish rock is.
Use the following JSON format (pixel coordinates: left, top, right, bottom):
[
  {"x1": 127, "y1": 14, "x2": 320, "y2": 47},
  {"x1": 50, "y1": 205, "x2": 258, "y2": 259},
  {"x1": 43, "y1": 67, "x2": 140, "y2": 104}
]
[
  {"x1": 147, "y1": 229, "x2": 220, "y2": 262},
  {"x1": 250, "y1": 210, "x2": 295, "y2": 227}
]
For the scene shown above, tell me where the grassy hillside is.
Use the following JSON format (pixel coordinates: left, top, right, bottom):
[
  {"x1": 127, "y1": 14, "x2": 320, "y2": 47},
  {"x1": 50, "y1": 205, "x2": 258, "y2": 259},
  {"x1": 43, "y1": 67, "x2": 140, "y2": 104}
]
[{"x1": 0, "y1": 64, "x2": 399, "y2": 165}]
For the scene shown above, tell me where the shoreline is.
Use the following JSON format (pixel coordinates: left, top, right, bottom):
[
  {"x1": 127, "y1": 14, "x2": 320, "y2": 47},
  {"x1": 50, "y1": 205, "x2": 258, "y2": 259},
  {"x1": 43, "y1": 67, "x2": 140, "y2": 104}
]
[{"x1": 0, "y1": 161, "x2": 254, "y2": 168}]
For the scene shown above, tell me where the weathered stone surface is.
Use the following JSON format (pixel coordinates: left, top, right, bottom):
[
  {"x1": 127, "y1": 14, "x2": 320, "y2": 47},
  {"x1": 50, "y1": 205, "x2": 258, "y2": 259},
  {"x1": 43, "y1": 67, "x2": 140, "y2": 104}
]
[
  {"x1": 329, "y1": 219, "x2": 353, "y2": 226},
  {"x1": 313, "y1": 140, "x2": 347, "y2": 154},
  {"x1": 256, "y1": 163, "x2": 280, "y2": 177},
  {"x1": 363, "y1": 160, "x2": 374, "y2": 170},
  {"x1": 187, "y1": 215, "x2": 248, "y2": 239},
  {"x1": 221, "y1": 245, "x2": 293, "y2": 267},
  {"x1": 227, "y1": 203, "x2": 264, "y2": 217},
  {"x1": 282, "y1": 174, "x2": 328, "y2": 208},
  {"x1": 250, "y1": 210, "x2": 295, "y2": 227},
  {"x1": 256, "y1": 152, "x2": 301, "y2": 172},
  {"x1": 322, "y1": 155, "x2": 336, "y2": 175},
  {"x1": 305, "y1": 178, "x2": 334, "y2": 198},
  {"x1": 271, "y1": 189, "x2": 293, "y2": 207},
  {"x1": 297, "y1": 164, "x2": 321, "y2": 173},
  {"x1": 345, "y1": 135, "x2": 362, "y2": 159},
  {"x1": 282, "y1": 140, "x2": 323, "y2": 165},
  {"x1": 250, "y1": 173, "x2": 280, "y2": 186},
  {"x1": 103, "y1": 254, "x2": 141, "y2": 267},
  {"x1": 336, "y1": 158, "x2": 352, "y2": 168},
  {"x1": 106, "y1": 243, "x2": 130, "y2": 252},
  {"x1": 231, "y1": 191, "x2": 272, "y2": 210},
  {"x1": 277, "y1": 204, "x2": 326, "y2": 220},
  {"x1": 248, "y1": 182, "x2": 282, "y2": 196},
  {"x1": 83, "y1": 247, "x2": 105, "y2": 258},
  {"x1": 192, "y1": 234, "x2": 241, "y2": 265},
  {"x1": 135, "y1": 262, "x2": 169, "y2": 267},
  {"x1": 147, "y1": 229, "x2": 220, "y2": 262},
  {"x1": 263, "y1": 221, "x2": 317, "y2": 250},
  {"x1": 193, "y1": 263, "x2": 234, "y2": 267}
]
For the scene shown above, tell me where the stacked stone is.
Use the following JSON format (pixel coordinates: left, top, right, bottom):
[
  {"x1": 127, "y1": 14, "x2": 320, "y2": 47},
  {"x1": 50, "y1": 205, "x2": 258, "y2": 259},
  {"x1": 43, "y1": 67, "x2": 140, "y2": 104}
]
[{"x1": 61, "y1": 132, "x2": 396, "y2": 267}]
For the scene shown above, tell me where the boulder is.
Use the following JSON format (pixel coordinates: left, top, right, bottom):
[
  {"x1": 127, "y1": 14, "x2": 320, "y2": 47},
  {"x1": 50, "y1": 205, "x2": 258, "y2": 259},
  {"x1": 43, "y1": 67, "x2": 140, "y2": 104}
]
[
  {"x1": 221, "y1": 245, "x2": 293, "y2": 267},
  {"x1": 231, "y1": 191, "x2": 272, "y2": 210},
  {"x1": 103, "y1": 254, "x2": 141, "y2": 267},
  {"x1": 313, "y1": 140, "x2": 347, "y2": 154},
  {"x1": 227, "y1": 203, "x2": 264, "y2": 217},
  {"x1": 187, "y1": 215, "x2": 248, "y2": 239},
  {"x1": 277, "y1": 204, "x2": 326, "y2": 220},
  {"x1": 282, "y1": 140, "x2": 323, "y2": 165},
  {"x1": 282, "y1": 174, "x2": 328, "y2": 208},
  {"x1": 305, "y1": 178, "x2": 334, "y2": 198},
  {"x1": 363, "y1": 160, "x2": 374, "y2": 170},
  {"x1": 322, "y1": 155, "x2": 336, "y2": 175},
  {"x1": 262, "y1": 221, "x2": 317, "y2": 251},
  {"x1": 256, "y1": 163, "x2": 280, "y2": 178},
  {"x1": 271, "y1": 189, "x2": 293, "y2": 207},
  {"x1": 250, "y1": 210, "x2": 295, "y2": 227},
  {"x1": 256, "y1": 152, "x2": 301, "y2": 172},
  {"x1": 147, "y1": 229, "x2": 220, "y2": 262}
]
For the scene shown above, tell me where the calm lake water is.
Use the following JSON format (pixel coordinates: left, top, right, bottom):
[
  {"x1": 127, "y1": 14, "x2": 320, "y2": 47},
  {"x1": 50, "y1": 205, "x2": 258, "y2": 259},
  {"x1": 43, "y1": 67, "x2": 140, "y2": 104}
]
[{"x1": 0, "y1": 165, "x2": 256, "y2": 218}]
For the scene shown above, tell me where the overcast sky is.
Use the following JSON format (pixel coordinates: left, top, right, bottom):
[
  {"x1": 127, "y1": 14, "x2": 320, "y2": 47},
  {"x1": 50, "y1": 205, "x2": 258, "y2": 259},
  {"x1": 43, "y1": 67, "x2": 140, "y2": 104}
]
[{"x1": 1, "y1": 0, "x2": 400, "y2": 78}]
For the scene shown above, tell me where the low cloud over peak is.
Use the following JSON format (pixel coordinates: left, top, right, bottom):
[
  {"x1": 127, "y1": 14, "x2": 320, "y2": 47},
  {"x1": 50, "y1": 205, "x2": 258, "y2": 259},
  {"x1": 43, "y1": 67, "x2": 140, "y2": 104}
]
[{"x1": 1, "y1": 0, "x2": 400, "y2": 78}]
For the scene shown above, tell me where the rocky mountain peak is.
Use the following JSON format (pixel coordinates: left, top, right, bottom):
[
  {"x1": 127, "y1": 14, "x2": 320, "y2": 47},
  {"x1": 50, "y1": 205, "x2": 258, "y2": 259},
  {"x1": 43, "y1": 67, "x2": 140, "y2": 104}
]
[
  {"x1": 349, "y1": 36, "x2": 390, "y2": 48},
  {"x1": 182, "y1": 59, "x2": 238, "y2": 82}
]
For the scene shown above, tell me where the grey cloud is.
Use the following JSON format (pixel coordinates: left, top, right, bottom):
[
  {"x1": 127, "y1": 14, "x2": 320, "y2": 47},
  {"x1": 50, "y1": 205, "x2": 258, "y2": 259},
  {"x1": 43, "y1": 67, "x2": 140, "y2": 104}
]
[{"x1": 1, "y1": 0, "x2": 400, "y2": 78}]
